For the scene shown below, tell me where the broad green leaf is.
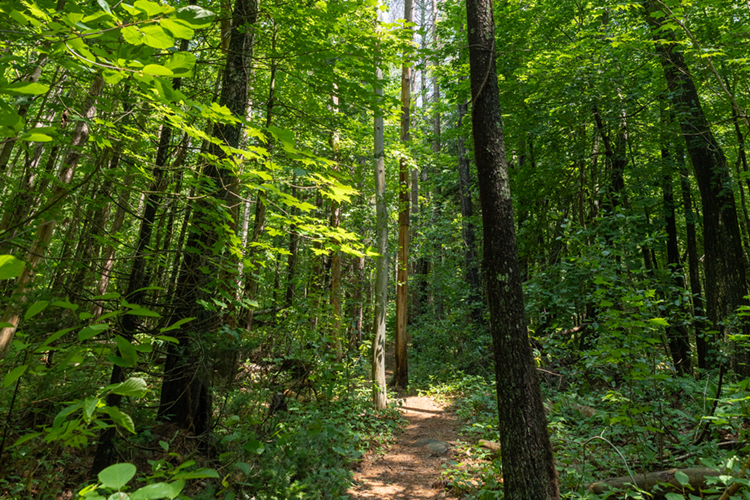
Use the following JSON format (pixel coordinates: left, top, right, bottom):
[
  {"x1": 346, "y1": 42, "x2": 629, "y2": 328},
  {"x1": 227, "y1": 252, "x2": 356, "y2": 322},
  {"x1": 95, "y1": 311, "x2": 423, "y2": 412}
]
[
  {"x1": 125, "y1": 307, "x2": 160, "y2": 317},
  {"x1": 39, "y1": 327, "x2": 76, "y2": 349},
  {"x1": 121, "y1": 26, "x2": 144, "y2": 45},
  {"x1": 242, "y1": 439, "x2": 264, "y2": 455},
  {"x1": 650, "y1": 317, "x2": 669, "y2": 327},
  {"x1": 140, "y1": 26, "x2": 174, "y2": 49},
  {"x1": 110, "y1": 377, "x2": 147, "y2": 397},
  {"x1": 175, "y1": 5, "x2": 214, "y2": 28},
  {"x1": 130, "y1": 482, "x2": 175, "y2": 500},
  {"x1": 103, "y1": 69, "x2": 124, "y2": 85},
  {"x1": 115, "y1": 335, "x2": 138, "y2": 365},
  {"x1": 24, "y1": 300, "x2": 49, "y2": 320},
  {"x1": 18, "y1": 131, "x2": 52, "y2": 142},
  {"x1": 78, "y1": 323, "x2": 109, "y2": 341},
  {"x1": 665, "y1": 494, "x2": 684, "y2": 500},
  {"x1": 134, "y1": 0, "x2": 164, "y2": 16},
  {"x1": 3, "y1": 364, "x2": 27, "y2": 387},
  {"x1": 163, "y1": 51, "x2": 196, "y2": 73},
  {"x1": 11, "y1": 432, "x2": 41, "y2": 447},
  {"x1": 674, "y1": 470, "x2": 690, "y2": 487},
  {"x1": 93, "y1": 292, "x2": 121, "y2": 300},
  {"x1": 0, "y1": 82, "x2": 49, "y2": 96},
  {"x1": 83, "y1": 397, "x2": 100, "y2": 423},
  {"x1": 52, "y1": 299, "x2": 78, "y2": 310},
  {"x1": 102, "y1": 407, "x2": 136, "y2": 433},
  {"x1": 160, "y1": 18, "x2": 193, "y2": 39},
  {"x1": 142, "y1": 64, "x2": 173, "y2": 76},
  {"x1": 98, "y1": 463, "x2": 136, "y2": 490},
  {"x1": 0, "y1": 255, "x2": 24, "y2": 279},
  {"x1": 173, "y1": 468, "x2": 219, "y2": 480},
  {"x1": 96, "y1": 0, "x2": 112, "y2": 14},
  {"x1": 52, "y1": 402, "x2": 83, "y2": 429}
]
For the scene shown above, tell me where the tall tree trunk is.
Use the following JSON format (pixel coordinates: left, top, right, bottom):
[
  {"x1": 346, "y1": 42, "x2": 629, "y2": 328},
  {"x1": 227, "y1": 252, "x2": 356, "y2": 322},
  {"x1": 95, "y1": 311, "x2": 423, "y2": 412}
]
[
  {"x1": 457, "y1": 101, "x2": 481, "y2": 318},
  {"x1": 661, "y1": 108, "x2": 692, "y2": 375},
  {"x1": 158, "y1": 0, "x2": 258, "y2": 432},
  {"x1": 93, "y1": 48, "x2": 188, "y2": 471},
  {"x1": 0, "y1": 75, "x2": 104, "y2": 360},
  {"x1": 372, "y1": 6, "x2": 388, "y2": 409},
  {"x1": 394, "y1": 0, "x2": 414, "y2": 389},
  {"x1": 680, "y1": 160, "x2": 709, "y2": 370},
  {"x1": 643, "y1": 0, "x2": 749, "y2": 373},
  {"x1": 465, "y1": 0, "x2": 560, "y2": 498}
]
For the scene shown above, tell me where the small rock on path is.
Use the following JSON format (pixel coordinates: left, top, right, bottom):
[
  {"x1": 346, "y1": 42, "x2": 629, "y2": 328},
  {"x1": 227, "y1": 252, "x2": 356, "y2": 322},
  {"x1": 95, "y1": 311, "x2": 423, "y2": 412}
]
[{"x1": 347, "y1": 395, "x2": 459, "y2": 499}]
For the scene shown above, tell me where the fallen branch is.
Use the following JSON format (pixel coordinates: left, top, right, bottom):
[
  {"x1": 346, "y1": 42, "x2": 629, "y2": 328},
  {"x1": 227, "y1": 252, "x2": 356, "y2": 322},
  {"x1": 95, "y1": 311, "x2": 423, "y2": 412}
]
[{"x1": 586, "y1": 467, "x2": 720, "y2": 496}]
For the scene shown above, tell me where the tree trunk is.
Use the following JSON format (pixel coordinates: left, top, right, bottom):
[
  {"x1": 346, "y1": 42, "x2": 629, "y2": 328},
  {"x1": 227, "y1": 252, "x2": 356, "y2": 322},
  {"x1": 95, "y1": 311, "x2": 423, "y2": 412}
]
[
  {"x1": 0, "y1": 75, "x2": 104, "y2": 360},
  {"x1": 372, "y1": 5, "x2": 388, "y2": 409},
  {"x1": 643, "y1": 0, "x2": 749, "y2": 373},
  {"x1": 465, "y1": 0, "x2": 560, "y2": 498},
  {"x1": 394, "y1": 0, "x2": 414, "y2": 389},
  {"x1": 661, "y1": 107, "x2": 692, "y2": 375},
  {"x1": 457, "y1": 101, "x2": 481, "y2": 318},
  {"x1": 158, "y1": 0, "x2": 258, "y2": 433}
]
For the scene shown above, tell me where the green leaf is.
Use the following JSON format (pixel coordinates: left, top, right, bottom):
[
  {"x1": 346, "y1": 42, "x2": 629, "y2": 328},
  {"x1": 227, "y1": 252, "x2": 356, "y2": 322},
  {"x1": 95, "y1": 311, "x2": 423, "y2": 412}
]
[
  {"x1": 0, "y1": 82, "x2": 49, "y2": 96},
  {"x1": 24, "y1": 300, "x2": 49, "y2": 320},
  {"x1": 650, "y1": 317, "x2": 669, "y2": 327},
  {"x1": 160, "y1": 317, "x2": 195, "y2": 333},
  {"x1": 39, "y1": 327, "x2": 76, "y2": 349},
  {"x1": 142, "y1": 64, "x2": 173, "y2": 77},
  {"x1": 125, "y1": 307, "x2": 160, "y2": 317},
  {"x1": 103, "y1": 69, "x2": 125, "y2": 85},
  {"x1": 130, "y1": 482, "x2": 176, "y2": 500},
  {"x1": 134, "y1": 0, "x2": 164, "y2": 16},
  {"x1": 665, "y1": 494, "x2": 684, "y2": 500},
  {"x1": 79, "y1": 323, "x2": 109, "y2": 341},
  {"x1": 83, "y1": 397, "x2": 100, "y2": 423},
  {"x1": 0, "y1": 255, "x2": 24, "y2": 279},
  {"x1": 52, "y1": 299, "x2": 78, "y2": 310},
  {"x1": 159, "y1": 18, "x2": 193, "y2": 39},
  {"x1": 96, "y1": 0, "x2": 112, "y2": 14},
  {"x1": 115, "y1": 335, "x2": 138, "y2": 366},
  {"x1": 98, "y1": 463, "x2": 136, "y2": 490},
  {"x1": 674, "y1": 470, "x2": 690, "y2": 487},
  {"x1": 163, "y1": 51, "x2": 196, "y2": 74},
  {"x1": 242, "y1": 439, "x2": 264, "y2": 455},
  {"x1": 93, "y1": 292, "x2": 121, "y2": 300},
  {"x1": 140, "y1": 26, "x2": 174, "y2": 49},
  {"x1": 3, "y1": 364, "x2": 27, "y2": 387},
  {"x1": 175, "y1": 5, "x2": 214, "y2": 28},
  {"x1": 11, "y1": 432, "x2": 41, "y2": 447},
  {"x1": 18, "y1": 131, "x2": 53, "y2": 142},
  {"x1": 109, "y1": 377, "x2": 147, "y2": 397},
  {"x1": 102, "y1": 407, "x2": 136, "y2": 433},
  {"x1": 173, "y1": 468, "x2": 219, "y2": 480}
]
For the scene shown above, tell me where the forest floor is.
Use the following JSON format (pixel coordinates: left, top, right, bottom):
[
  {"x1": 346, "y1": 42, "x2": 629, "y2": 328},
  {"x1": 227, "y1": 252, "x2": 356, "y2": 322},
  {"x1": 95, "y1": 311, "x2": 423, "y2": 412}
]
[{"x1": 346, "y1": 355, "x2": 461, "y2": 499}]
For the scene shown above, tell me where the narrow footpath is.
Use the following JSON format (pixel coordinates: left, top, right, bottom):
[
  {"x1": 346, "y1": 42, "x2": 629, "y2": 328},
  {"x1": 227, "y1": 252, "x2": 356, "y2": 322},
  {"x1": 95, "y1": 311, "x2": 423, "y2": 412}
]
[{"x1": 347, "y1": 353, "x2": 461, "y2": 499}]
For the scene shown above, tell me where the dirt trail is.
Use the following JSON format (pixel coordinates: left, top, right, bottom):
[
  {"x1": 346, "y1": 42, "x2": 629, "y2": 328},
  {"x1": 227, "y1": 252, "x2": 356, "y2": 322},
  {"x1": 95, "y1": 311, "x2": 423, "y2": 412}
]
[{"x1": 347, "y1": 355, "x2": 460, "y2": 499}]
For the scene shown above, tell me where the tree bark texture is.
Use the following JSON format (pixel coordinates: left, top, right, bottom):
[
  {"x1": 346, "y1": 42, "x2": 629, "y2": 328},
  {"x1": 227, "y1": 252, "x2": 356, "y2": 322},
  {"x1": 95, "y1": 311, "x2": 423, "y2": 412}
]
[
  {"x1": 158, "y1": 0, "x2": 258, "y2": 433},
  {"x1": 394, "y1": 0, "x2": 413, "y2": 389},
  {"x1": 644, "y1": 0, "x2": 749, "y2": 373},
  {"x1": 0, "y1": 75, "x2": 104, "y2": 360},
  {"x1": 372, "y1": 6, "x2": 388, "y2": 409},
  {"x1": 465, "y1": 0, "x2": 560, "y2": 498}
]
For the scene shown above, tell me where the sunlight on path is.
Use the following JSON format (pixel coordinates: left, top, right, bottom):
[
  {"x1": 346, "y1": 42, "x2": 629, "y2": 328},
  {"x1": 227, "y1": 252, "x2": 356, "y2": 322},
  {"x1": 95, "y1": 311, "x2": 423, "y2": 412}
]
[{"x1": 346, "y1": 395, "x2": 459, "y2": 499}]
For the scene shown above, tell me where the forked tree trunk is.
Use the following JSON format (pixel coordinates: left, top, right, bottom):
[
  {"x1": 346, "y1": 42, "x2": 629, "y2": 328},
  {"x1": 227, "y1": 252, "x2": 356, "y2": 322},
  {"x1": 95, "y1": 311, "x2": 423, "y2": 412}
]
[{"x1": 465, "y1": 0, "x2": 560, "y2": 498}]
